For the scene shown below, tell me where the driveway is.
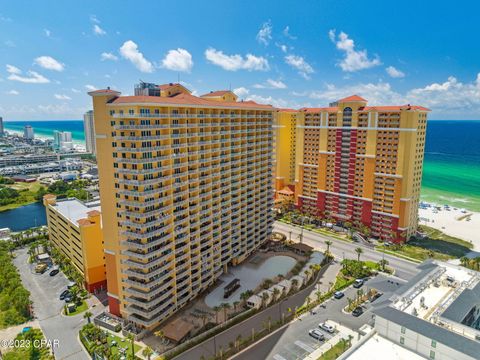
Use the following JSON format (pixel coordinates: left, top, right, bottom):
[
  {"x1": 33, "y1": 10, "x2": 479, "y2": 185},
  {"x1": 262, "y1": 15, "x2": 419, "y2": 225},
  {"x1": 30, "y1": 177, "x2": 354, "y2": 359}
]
[
  {"x1": 13, "y1": 248, "x2": 91, "y2": 359},
  {"x1": 233, "y1": 274, "x2": 404, "y2": 360}
]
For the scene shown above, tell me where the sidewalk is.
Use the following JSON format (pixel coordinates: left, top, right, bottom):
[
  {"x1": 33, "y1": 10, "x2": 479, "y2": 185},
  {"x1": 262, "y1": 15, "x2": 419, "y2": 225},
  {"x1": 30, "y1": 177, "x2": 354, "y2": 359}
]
[{"x1": 306, "y1": 261, "x2": 341, "y2": 303}]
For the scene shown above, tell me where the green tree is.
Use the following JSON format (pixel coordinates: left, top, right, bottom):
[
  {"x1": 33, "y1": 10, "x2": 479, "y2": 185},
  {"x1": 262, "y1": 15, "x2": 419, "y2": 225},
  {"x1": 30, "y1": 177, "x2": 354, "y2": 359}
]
[
  {"x1": 84, "y1": 311, "x2": 93, "y2": 324},
  {"x1": 142, "y1": 346, "x2": 153, "y2": 360},
  {"x1": 355, "y1": 247, "x2": 363, "y2": 262}
]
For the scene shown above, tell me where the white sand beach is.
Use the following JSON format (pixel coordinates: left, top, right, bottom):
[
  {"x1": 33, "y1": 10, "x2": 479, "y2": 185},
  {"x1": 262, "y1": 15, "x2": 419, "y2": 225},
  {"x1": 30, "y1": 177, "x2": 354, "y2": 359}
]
[{"x1": 418, "y1": 202, "x2": 480, "y2": 250}]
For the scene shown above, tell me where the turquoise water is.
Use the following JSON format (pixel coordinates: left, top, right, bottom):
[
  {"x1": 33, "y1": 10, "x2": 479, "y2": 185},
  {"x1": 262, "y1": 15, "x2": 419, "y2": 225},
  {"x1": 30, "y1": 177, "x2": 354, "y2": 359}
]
[
  {"x1": 4, "y1": 120, "x2": 85, "y2": 143},
  {"x1": 3, "y1": 119, "x2": 480, "y2": 212}
]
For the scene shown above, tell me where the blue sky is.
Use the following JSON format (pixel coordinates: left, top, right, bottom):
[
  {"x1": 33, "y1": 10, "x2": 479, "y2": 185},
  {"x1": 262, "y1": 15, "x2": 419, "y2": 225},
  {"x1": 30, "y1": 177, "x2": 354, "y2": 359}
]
[{"x1": 1, "y1": 0, "x2": 479, "y2": 120}]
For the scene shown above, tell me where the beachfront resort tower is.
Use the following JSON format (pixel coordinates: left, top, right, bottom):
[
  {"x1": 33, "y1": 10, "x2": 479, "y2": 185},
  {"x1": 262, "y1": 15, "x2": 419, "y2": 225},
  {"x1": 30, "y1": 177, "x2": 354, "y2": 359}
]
[
  {"x1": 23, "y1": 125, "x2": 34, "y2": 139},
  {"x1": 89, "y1": 83, "x2": 274, "y2": 329},
  {"x1": 294, "y1": 95, "x2": 429, "y2": 243},
  {"x1": 83, "y1": 110, "x2": 96, "y2": 155}
]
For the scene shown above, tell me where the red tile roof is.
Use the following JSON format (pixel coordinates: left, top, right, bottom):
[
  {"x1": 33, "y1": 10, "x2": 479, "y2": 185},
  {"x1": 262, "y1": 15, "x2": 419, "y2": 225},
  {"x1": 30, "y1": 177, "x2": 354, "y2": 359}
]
[
  {"x1": 110, "y1": 92, "x2": 274, "y2": 110},
  {"x1": 88, "y1": 89, "x2": 121, "y2": 96},
  {"x1": 301, "y1": 105, "x2": 430, "y2": 113},
  {"x1": 277, "y1": 108, "x2": 298, "y2": 112},
  {"x1": 338, "y1": 95, "x2": 367, "y2": 102},
  {"x1": 200, "y1": 90, "x2": 235, "y2": 97}
]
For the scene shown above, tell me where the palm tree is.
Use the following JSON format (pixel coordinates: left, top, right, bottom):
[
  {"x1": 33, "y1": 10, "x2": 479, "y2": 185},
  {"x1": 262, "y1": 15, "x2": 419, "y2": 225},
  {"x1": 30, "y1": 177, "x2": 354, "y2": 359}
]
[
  {"x1": 291, "y1": 278, "x2": 299, "y2": 290},
  {"x1": 460, "y1": 256, "x2": 470, "y2": 268},
  {"x1": 84, "y1": 311, "x2": 93, "y2": 324},
  {"x1": 355, "y1": 247, "x2": 363, "y2": 262},
  {"x1": 272, "y1": 287, "x2": 281, "y2": 300},
  {"x1": 142, "y1": 346, "x2": 153, "y2": 360},
  {"x1": 233, "y1": 300, "x2": 240, "y2": 313},
  {"x1": 325, "y1": 240, "x2": 332, "y2": 255},
  {"x1": 315, "y1": 290, "x2": 322, "y2": 303},
  {"x1": 427, "y1": 250, "x2": 435, "y2": 259},
  {"x1": 378, "y1": 259, "x2": 389, "y2": 272},
  {"x1": 125, "y1": 333, "x2": 135, "y2": 359},
  {"x1": 303, "y1": 269, "x2": 310, "y2": 280},
  {"x1": 221, "y1": 302, "x2": 231, "y2": 323},
  {"x1": 261, "y1": 292, "x2": 270, "y2": 308},
  {"x1": 213, "y1": 305, "x2": 221, "y2": 323}
]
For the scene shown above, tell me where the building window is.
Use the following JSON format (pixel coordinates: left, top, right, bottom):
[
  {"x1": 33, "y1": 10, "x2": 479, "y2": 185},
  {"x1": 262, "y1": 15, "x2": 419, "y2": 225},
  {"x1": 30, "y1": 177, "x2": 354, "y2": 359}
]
[
  {"x1": 431, "y1": 340, "x2": 436, "y2": 348},
  {"x1": 400, "y1": 337, "x2": 404, "y2": 345},
  {"x1": 429, "y1": 350, "x2": 435, "y2": 359},
  {"x1": 401, "y1": 326, "x2": 406, "y2": 334}
]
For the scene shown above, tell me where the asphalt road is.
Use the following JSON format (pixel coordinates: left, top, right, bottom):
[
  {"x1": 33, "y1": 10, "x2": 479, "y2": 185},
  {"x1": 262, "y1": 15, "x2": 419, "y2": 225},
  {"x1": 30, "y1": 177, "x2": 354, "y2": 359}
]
[
  {"x1": 274, "y1": 221, "x2": 419, "y2": 280},
  {"x1": 174, "y1": 265, "x2": 331, "y2": 360},
  {"x1": 13, "y1": 248, "x2": 89, "y2": 360},
  {"x1": 233, "y1": 274, "x2": 405, "y2": 360}
]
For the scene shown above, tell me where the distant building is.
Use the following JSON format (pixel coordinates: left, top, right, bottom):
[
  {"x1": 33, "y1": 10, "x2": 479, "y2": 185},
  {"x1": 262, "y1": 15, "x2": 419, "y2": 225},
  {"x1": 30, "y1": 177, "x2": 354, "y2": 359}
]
[
  {"x1": 43, "y1": 195, "x2": 106, "y2": 292},
  {"x1": 83, "y1": 110, "x2": 96, "y2": 155},
  {"x1": 0, "y1": 116, "x2": 4, "y2": 137},
  {"x1": 23, "y1": 125, "x2": 34, "y2": 139},
  {"x1": 53, "y1": 130, "x2": 73, "y2": 152}
]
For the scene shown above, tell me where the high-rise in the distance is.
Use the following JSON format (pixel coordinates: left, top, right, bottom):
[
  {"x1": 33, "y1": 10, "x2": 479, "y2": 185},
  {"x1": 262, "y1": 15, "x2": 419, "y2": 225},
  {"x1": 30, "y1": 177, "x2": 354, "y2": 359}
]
[
  {"x1": 83, "y1": 110, "x2": 96, "y2": 155},
  {"x1": 53, "y1": 130, "x2": 73, "y2": 152},
  {"x1": 0, "y1": 116, "x2": 4, "y2": 137},
  {"x1": 23, "y1": 125, "x2": 34, "y2": 139},
  {"x1": 293, "y1": 95, "x2": 429, "y2": 242},
  {"x1": 89, "y1": 82, "x2": 274, "y2": 329}
]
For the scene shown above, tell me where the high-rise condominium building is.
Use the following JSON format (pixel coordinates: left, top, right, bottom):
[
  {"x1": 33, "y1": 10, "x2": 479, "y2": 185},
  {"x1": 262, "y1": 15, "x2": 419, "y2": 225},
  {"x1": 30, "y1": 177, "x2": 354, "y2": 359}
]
[
  {"x1": 273, "y1": 109, "x2": 297, "y2": 201},
  {"x1": 23, "y1": 125, "x2": 34, "y2": 139},
  {"x1": 83, "y1": 110, "x2": 96, "y2": 155},
  {"x1": 294, "y1": 95, "x2": 429, "y2": 242},
  {"x1": 89, "y1": 83, "x2": 274, "y2": 329},
  {"x1": 53, "y1": 130, "x2": 73, "y2": 152},
  {"x1": 0, "y1": 116, "x2": 4, "y2": 137}
]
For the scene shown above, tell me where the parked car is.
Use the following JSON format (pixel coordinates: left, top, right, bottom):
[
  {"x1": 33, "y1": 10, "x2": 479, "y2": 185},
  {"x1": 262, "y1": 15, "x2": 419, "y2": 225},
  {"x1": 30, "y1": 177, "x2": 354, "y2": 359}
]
[
  {"x1": 371, "y1": 292, "x2": 383, "y2": 302},
  {"x1": 35, "y1": 263, "x2": 48, "y2": 274},
  {"x1": 49, "y1": 269, "x2": 59, "y2": 276},
  {"x1": 334, "y1": 291, "x2": 344, "y2": 299},
  {"x1": 59, "y1": 290, "x2": 70, "y2": 300},
  {"x1": 308, "y1": 329, "x2": 325, "y2": 341},
  {"x1": 319, "y1": 323, "x2": 335, "y2": 333},
  {"x1": 353, "y1": 279, "x2": 364, "y2": 288},
  {"x1": 352, "y1": 307, "x2": 364, "y2": 317}
]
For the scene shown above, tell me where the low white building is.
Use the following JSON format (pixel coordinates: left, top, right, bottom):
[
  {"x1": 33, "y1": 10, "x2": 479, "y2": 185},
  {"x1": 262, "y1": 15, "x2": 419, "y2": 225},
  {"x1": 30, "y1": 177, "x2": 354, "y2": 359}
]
[
  {"x1": 246, "y1": 295, "x2": 262, "y2": 309},
  {"x1": 269, "y1": 284, "x2": 285, "y2": 300},
  {"x1": 290, "y1": 275, "x2": 305, "y2": 289},
  {"x1": 278, "y1": 279, "x2": 292, "y2": 295}
]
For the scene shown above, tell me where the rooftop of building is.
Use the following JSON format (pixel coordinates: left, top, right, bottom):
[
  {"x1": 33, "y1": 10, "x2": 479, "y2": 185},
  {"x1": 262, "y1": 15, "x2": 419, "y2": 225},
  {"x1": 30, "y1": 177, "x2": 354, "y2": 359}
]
[
  {"x1": 49, "y1": 197, "x2": 101, "y2": 225},
  {"x1": 344, "y1": 333, "x2": 425, "y2": 360},
  {"x1": 299, "y1": 95, "x2": 431, "y2": 113},
  {"x1": 372, "y1": 260, "x2": 480, "y2": 356},
  {"x1": 90, "y1": 83, "x2": 273, "y2": 110},
  {"x1": 200, "y1": 90, "x2": 234, "y2": 97}
]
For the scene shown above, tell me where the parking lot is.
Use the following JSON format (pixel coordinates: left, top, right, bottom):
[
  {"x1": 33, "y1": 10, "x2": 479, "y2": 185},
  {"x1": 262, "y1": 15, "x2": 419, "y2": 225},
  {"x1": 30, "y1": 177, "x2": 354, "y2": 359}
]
[
  {"x1": 13, "y1": 248, "x2": 89, "y2": 360},
  {"x1": 235, "y1": 274, "x2": 405, "y2": 360}
]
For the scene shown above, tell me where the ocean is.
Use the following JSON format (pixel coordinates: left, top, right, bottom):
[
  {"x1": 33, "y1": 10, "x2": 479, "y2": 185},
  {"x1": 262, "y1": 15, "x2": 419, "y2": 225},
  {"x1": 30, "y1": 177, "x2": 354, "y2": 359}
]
[{"x1": 3, "y1": 119, "x2": 480, "y2": 212}]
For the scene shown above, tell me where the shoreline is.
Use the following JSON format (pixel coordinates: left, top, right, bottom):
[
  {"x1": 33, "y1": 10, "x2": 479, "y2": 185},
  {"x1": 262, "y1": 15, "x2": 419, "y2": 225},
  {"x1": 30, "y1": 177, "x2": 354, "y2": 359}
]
[{"x1": 418, "y1": 202, "x2": 480, "y2": 250}]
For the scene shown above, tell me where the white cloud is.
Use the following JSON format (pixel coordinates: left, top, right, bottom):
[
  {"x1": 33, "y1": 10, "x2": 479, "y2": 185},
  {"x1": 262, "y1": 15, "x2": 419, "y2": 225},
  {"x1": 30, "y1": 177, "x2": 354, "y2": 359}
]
[
  {"x1": 54, "y1": 94, "x2": 72, "y2": 100},
  {"x1": 283, "y1": 26, "x2": 297, "y2": 40},
  {"x1": 0, "y1": 14, "x2": 12, "y2": 22},
  {"x1": 329, "y1": 30, "x2": 381, "y2": 72},
  {"x1": 254, "y1": 79, "x2": 287, "y2": 89},
  {"x1": 233, "y1": 87, "x2": 249, "y2": 98},
  {"x1": 246, "y1": 94, "x2": 309, "y2": 109},
  {"x1": 93, "y1": 24, "x2": 106, "y2": 36},
  {"x1": 205, "y1": 48, "x2": 269, "y2": 71},
  {"x1": 161, "y1": 48, "x2": 193, "y2": 73},
  {"x1": 6, "y1": 90, "x2": 19, "y2": 95},
  {"x1": 119, "y1": 40, "x2": 154, "y2": 73},
  {"x1": 34, "y1": 56, "x2": 65, "y2": 71},
  {"x1": 6, "y1": 64, "x2": 50, "y2": 84},
  {"x1": 90, "y1": 15, "x2": 100, "y2": 24},
  {"x1": 386, "y1": 66, "x2": 405, "y2": 78},
  {"x1": 44, "y1": 29, "x2": 51, "y2": 37},
  {"x1": 71, "y1": 88, "x2": 81, "y2": 93},
  {"x1": 256, "y1": 21, "x2": 272, "y2": 45},
  {"x1": 279, "y1": 44, "x2": 288, "y2": 53},
  {"x1": 85, "y1": 84, "x2": 98, "y2": 91},
  {"x1": 285, "y1": 55, "x2": 314, "y2": 79},
  {"x1": 101, "y1": 52, "x2": 118, "y2": 61}
]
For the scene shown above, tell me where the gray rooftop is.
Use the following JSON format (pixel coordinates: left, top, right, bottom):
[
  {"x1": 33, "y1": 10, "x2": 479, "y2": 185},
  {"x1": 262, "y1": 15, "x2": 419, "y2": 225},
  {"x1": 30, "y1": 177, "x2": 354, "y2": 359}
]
[
  {"x1": 52, "y1": 198, "x2": 101, "y2": 225},
  {"x1": 374, "y1": 306, "x2": 480, "y2": 359},
  {"x1": 394, "y1": 260, "x2": 438, "y2": 296},
  {"x1": 441, "y1": 282, "x2": 480, "y2": 323}
]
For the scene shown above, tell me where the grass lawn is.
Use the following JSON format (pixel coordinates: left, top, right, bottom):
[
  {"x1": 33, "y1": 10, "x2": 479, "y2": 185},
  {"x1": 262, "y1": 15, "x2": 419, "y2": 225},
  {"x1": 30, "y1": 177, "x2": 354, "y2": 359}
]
[
  {"x1": 318, "y1": 339, "x2": 351, "y2": 360},
  {"x1": 376, "y1": 225, "x2": 472, "y2": 262},
  {"x1": 65, "y1": 300, "x2": 88, "y2": 316},
  {"x1": 0, "y1": 181, "x2": 45, "y2": 212},
  {"x1": 333, "y1": 274, "x2": 354, "y2": 291},
  {"x1": 106, "y1": 333, "x2": 141, "y2": 357}
]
